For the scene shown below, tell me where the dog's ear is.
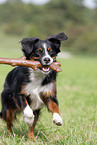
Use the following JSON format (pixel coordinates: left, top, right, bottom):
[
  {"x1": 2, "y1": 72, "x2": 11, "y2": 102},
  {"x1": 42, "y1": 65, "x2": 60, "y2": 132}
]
[
  {"x1": 21, "y1": 37, "x2": 40, "y2": 59},
  {"x1": 47, "y1": 32, "x2": 68, "y2": 53}
]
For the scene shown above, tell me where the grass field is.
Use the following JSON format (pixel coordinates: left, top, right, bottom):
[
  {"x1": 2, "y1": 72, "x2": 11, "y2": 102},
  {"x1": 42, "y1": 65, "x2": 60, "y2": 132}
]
[{"x1": 0, "y1": 45, "x2": 97, "y2": 144}]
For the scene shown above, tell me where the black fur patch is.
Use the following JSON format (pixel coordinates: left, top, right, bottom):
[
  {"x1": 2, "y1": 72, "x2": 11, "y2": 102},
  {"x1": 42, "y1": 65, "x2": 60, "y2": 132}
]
[{"x1": 41, "y1": 71, "x2": 57, "y2": 86}]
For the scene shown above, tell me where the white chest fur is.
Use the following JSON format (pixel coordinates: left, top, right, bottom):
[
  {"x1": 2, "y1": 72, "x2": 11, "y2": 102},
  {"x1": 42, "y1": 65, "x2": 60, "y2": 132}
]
[{"x1": 25, "y1": 69, "x2": 54, "y2": 111}]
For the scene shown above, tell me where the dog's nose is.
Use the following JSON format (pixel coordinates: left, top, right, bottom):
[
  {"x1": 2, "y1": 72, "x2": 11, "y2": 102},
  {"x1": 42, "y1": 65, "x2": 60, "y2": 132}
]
[{"x1": 44, "y1": 57, "x2": 50, "y2": 64}]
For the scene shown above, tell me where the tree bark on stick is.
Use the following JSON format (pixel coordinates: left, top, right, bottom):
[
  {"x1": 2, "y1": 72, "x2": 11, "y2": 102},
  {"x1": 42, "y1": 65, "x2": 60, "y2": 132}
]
[{"x1": 0, "y1": 57, "x2": 62, "y2": 72}]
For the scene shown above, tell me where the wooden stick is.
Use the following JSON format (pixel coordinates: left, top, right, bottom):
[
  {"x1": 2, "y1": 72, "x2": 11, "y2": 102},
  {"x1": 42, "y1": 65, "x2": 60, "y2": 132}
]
[
  {"x1": 0, "y1": 56, "x2": 62, "y2": 72},
  {"x1": 0, "y1": 57, "x2": 41, "y2": 70},
  {"x1": 50, "y1": 61, "x2": 62, "y2": 72}
]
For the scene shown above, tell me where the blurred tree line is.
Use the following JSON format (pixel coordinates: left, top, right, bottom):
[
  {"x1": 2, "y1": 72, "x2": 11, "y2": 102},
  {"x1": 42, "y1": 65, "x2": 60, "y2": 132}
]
[{"x1": 0, "y1": 0, "x2": 97, "y2": 54}]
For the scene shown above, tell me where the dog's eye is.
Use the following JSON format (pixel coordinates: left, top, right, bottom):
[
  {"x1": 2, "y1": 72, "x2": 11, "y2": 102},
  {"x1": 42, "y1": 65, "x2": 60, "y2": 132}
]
[
  {"x1": 36, "y1": 50, "x2": 40, "y2": 54},
  {"x1": 48, "y1": 49, "x2": 56, "y2": 57},
  {"x1": 36, "y1": 49, "x2": 42, "y2": 54}
]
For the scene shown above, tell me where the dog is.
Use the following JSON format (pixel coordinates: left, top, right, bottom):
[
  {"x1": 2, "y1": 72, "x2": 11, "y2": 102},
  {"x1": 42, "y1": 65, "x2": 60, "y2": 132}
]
[{"x1": 0, "y1": 32, "x2": 68, "y2": 140}]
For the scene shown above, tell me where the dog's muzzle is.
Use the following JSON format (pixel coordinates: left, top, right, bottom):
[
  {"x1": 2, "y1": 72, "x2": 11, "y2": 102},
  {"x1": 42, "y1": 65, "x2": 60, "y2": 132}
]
[
  {"x1": 44, "y1": 57, "x2": 50, "y2": 64},
  {"x1": 40, "y1": 56, "x2": 53, "y2": 74}
]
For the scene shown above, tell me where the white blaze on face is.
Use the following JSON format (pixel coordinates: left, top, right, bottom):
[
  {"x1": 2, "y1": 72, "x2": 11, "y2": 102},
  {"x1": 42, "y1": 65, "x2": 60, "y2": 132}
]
[{"x1": 41, "y1": 43, "x2": 53, "y2": 66}]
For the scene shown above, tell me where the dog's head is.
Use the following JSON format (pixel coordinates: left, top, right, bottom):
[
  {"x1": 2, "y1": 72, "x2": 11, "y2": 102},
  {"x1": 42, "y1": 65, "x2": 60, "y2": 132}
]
[{"x1": 21, "y1": 32, "x2": 68, "y2": 74}]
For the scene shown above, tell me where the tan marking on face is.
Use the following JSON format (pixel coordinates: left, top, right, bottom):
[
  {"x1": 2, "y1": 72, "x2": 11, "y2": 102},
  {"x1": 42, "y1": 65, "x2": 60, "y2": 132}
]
[
  {"x1": 48, "y1": 47, "x2": 51, "y2": 51},
  {"x1": 30, "y1": 57, "x2": 39, "y2": 61},
  {"x1": 39, "y1": 48, "x2": 42, "y2": 52}
]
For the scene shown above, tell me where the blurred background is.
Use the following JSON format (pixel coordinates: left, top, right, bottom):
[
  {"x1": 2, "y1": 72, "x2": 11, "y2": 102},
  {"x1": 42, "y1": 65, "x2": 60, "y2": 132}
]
[
  {"x1": 0, "y1": 1, "x2": 97, "y2": 144},
  {"x1": 0, "y1": 0, "x2": 97, "y2": 55}
]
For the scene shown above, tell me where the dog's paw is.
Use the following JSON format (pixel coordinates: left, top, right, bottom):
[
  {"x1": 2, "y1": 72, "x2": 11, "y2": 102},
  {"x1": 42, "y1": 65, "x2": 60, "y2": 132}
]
[
  {"x1": 53, "y1": 113, "x2": 63, "y2": 126},
  {"x1": 24, "y1": 105, "x2": 34, "y2": 126}
]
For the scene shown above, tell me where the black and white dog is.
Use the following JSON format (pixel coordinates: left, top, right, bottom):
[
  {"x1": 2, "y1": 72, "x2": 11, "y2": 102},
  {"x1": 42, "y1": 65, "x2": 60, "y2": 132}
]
[{"x1": 0, "y1": 32, "x2": 68, "y2": 140}]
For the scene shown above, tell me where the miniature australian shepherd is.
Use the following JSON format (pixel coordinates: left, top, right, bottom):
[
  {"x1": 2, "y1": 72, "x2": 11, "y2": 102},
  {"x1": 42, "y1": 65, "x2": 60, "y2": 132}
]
[{"x1": 0, "y1": 32, "x2": 68, "y2": 140}]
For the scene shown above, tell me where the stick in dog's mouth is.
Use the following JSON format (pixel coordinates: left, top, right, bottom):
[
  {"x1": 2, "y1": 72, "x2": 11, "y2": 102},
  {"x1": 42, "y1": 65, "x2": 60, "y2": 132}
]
[{"x1": 0, "y1": 57, "x2": 62, "y2": 72}]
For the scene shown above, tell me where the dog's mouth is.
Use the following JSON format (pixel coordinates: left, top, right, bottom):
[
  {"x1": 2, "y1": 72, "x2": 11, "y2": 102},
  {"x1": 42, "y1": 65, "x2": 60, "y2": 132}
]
[{"x1": 40, "y1": 66, "x2": 50, "y2": 74}]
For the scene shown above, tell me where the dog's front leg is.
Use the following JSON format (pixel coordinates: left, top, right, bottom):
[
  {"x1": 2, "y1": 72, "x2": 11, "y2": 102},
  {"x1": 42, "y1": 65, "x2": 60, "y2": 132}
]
[
  {"x1": 28, "y1": 109, "x2": 40, "y2": 141},
  {"x1": 18, "y1": 95, "x2": 35, "y2": 140},
  {"x1": 23, "y1": 105, "x2": 34, "y2": 127},
  {"x1": 42, "y1": 95, "x2": 63, "y2": 126},
  {"x1": 16, "y1": 95, "x2": 34, "y2": 126},
  {"x1": 24, "y1": 105, "x2": 35, "y2": 141},
  {"x1": 23, "y1": 104, "x2": 36, "y2": 141},
  {"x1": 48, "y1": 99, "x2": 63, "y2": 126}
]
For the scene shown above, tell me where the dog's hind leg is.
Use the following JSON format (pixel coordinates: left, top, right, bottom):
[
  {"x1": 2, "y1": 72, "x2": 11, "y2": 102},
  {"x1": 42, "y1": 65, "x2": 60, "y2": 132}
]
[
  {"x1": 6, "y1": 108, "x2": 15, "y2": 134},
  {"x1": 1, "y1": 89, "x2": 16, "y2": 134}
]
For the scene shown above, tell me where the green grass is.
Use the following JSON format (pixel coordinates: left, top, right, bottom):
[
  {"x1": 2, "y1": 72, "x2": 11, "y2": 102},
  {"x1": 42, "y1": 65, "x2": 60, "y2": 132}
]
[{"x1": 0, "y1": 41, "x2": 97, "y2": 144}]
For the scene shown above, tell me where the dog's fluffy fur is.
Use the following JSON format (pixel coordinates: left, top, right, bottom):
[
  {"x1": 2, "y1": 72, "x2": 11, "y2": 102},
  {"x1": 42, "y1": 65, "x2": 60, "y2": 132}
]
[{"x1": 0, "y1": 32, "x2": 68, "y2": 140}]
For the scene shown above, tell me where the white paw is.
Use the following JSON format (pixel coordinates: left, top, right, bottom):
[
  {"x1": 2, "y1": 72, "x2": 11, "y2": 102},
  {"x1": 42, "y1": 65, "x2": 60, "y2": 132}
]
[
  {"x1": 53, "y1": 113, "x2": 63, "y2": 126},
  {"x1": 24, "y1": 105, "x2": 34, "y2": 126}
]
